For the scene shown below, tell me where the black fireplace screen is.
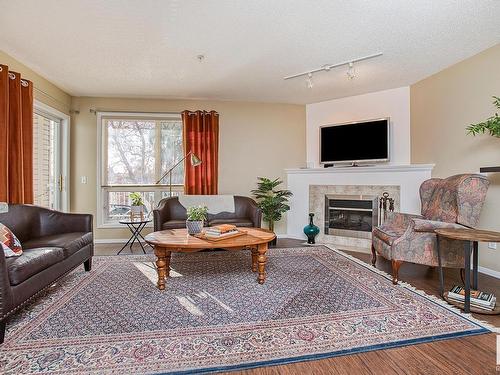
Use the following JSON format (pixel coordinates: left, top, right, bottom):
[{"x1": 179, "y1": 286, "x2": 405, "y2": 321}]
[{"x1": 325, "y1": 198, "x2": 374, "y2": 233}]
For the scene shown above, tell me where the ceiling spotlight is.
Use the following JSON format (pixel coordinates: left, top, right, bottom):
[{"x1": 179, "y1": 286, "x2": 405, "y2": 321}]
[
  {"x1": 306, "y1": 73, "x2": 314, "y2": 89},
  {"x1": 347, "y1": 62, "x2": 356, "y2": 80}
]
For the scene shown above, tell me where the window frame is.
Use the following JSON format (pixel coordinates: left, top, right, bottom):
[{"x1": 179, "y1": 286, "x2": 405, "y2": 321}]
[{"x1": 96, "y1": 111, "x2": 184, "y2": 229}]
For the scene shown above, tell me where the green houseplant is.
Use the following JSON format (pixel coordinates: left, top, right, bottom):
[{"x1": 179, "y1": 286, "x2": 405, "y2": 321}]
[
  {"x1": 466, "y1": 96, "x2": 500, "y2": 137},
  {"x1": 129, "y1": 192, "x2": 145, "y2": 216},
  {"x1": 251, "y1": 177, "x2": 293, "y2": 239},
  {"x1": 186, "y1": 205, "x2": 208, "y2": 235}
]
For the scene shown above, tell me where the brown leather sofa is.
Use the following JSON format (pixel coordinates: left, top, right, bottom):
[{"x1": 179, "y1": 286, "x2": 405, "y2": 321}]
[
  {"x1": 154, "y1": 196, "x2": 262, "y2": 231},
  {"x1": 0, "y1": 204, "x2": 93, "y2": 344}
]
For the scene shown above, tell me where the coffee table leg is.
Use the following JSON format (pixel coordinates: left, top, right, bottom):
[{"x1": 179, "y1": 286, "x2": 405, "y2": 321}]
[
  {"x1": 154, "y1": 246, "x2": 171, "y2": 290},
  {"x1": 257, "y1": 243, "x2": 268, "y2": 284},
  {"x1": 251, "y1": 247, "x2": 258, "y2": 272}
]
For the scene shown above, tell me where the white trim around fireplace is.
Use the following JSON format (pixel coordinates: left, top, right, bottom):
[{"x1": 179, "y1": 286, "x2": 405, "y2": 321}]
[{"x1": 285, "y1": 164, "x2": 434, "y2": 247}]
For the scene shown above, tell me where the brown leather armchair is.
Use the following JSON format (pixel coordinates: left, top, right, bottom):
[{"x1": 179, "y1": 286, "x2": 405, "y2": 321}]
[
  {"x1": 0, "y1": 205, "x2": 93, "y2": 344},
  {"x1": 154, "y1": 196, "x2": 262, "y2": 231}
]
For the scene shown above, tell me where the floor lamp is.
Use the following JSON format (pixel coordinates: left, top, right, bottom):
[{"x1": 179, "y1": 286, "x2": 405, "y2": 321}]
[{"x1": 155, "y1": 151, "x2": 202, "y2": 196}]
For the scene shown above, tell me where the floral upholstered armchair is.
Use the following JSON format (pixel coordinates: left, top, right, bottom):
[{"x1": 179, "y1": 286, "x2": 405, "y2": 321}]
[{"x1": 372, "y1": 174, "x2": 489, "y2": 284}]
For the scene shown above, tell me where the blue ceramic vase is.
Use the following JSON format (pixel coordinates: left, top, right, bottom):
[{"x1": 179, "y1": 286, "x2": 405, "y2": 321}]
[{"x1": 303, "y1": 213, "x2": 320, "y2": 244}]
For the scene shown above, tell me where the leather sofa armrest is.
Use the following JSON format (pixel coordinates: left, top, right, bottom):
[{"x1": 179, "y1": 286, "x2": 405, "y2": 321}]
[
  {"x1": 246, "y1": 199, "x2": 262, "y2": 228},
  {"x1": 412, "y1": 218, "x2": 466, "y2": 233},
  {"x1": 0, "y1": 250, "x2": 13, "y2": 320},
  {"x1": 39, "y1": 209, "x2": 93, "y2": 237},
  {"x1": 153, "y1": 198, "x2": 170, "y2": 232}
]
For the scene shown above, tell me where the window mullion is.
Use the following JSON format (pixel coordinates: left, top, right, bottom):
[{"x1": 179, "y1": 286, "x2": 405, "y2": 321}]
[{"x1": 155, "y1": 120, "x2": 162, "y2": 182}]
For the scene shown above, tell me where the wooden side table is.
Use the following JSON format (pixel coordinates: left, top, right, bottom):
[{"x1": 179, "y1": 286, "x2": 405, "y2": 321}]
[{"x1": 435, "y1": 228, "x2": 500, "y2": 313}]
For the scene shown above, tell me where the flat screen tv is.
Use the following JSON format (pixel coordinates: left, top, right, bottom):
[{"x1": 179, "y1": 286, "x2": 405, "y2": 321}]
[{"x1": 320, "y1": 118, "x2": 389, "y2": 165}]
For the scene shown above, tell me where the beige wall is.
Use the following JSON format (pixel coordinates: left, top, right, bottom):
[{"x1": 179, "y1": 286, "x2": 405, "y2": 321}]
[
  {"x1": 0, "y1": 50, "x2": 71, "y2": 114},
  {"x1": 411, "y1": 43, "x2": 500, "y2": 272},
  {"x1": 70, "y1": 97, "x2": 306, "y2": 239}
]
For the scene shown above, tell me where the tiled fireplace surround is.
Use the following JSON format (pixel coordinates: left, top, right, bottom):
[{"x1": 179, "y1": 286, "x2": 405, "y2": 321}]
[{"x1": 309, "y1": 185, "x2": 400, "y2": 249}]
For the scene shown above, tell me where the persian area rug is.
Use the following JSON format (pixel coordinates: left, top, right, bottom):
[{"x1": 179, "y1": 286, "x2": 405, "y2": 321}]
[{"x1": 0, "y1": 247, "x2": 492, "y2": 374}]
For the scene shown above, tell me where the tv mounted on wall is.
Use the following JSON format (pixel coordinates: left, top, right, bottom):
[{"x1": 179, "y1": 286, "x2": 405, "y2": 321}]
[{"x1": 319, "y1": 118, "x2": 390, "y2": 166}]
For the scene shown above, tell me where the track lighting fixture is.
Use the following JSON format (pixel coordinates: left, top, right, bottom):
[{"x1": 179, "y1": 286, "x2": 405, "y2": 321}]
[
  {"x1": 283, "y1": 52, "x2": 382, "y2": 87},
  {"x1": 306, "y1": 73, "x2": 313, "y2": 89},
  {"x1": 347, "y1": 62, "x2": 355, "y2": 80}
]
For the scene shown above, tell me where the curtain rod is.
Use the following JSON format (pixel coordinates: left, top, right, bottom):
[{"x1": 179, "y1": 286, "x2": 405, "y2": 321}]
[
  {"x1": 89, "y1": 109, "x2": 182, "y2": 115},
  {"x1": 89, "y1": 109, "x2": 219, "y2": 115}
]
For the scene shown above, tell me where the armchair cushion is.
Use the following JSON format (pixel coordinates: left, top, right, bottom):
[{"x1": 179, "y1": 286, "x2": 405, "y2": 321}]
[
  {"x1": 6, "y1": 247, "x2": 65, "y2": 286},
  {"x1": 23, "y1": 232, "x2": 93, "y2": 257},
  {"x1": 412, "y1": 218, "x2": 465, "y2": 233}
]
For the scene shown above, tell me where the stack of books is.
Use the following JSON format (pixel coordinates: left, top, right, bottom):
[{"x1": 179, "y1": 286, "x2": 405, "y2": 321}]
[
  {"x1": 204, "y1": 224, "x2": 239, "y2": 238},
  {"x1": 447, "y1": 285, "x2": 496, "y2": 311}
]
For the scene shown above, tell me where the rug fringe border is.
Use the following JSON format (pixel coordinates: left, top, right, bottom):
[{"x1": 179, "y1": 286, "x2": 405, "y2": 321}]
[{"x1": 322, "y1": 244, "x2": 498, "y2": 332}]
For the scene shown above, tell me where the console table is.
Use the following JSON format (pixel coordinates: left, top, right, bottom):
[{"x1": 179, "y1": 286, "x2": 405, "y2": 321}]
[{"x1": 435, "y1": 228, "x2": 500, "y2": 313}]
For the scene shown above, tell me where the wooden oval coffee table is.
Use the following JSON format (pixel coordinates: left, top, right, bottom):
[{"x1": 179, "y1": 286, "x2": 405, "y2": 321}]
[{"x1": 145, "y1": 228, "x2": 276, "y2": 290}]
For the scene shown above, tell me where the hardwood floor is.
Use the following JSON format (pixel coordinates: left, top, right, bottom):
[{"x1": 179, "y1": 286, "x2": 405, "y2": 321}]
[{"x1": 95, "y1": 239, "x2": 499, "y2": 374}]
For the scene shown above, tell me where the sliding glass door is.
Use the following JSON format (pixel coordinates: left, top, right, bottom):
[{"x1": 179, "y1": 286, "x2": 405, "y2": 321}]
[{"x1": 32, "y1": 104, "x2": 69, "y2": 211}]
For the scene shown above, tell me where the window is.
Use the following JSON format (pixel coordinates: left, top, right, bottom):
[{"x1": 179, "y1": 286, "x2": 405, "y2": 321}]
[
  {"x1": 33, "y1": 102, "x2": 70, "y2": 211},
  {"x1": 98, "y1": 113, "x2": 184, "y2": 226}
]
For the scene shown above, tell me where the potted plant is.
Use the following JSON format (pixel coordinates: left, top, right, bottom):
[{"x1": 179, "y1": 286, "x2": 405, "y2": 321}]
[
  {"x1": 186, "y1": 205, "x2": 208, "y2": 235},
  {"x1": 251, "y1": 177, "x2": 293, "y2": 246},
  {"x1": 466, "y1": 96, "x2": 500, "y2": 137},
  {"x1": 129, "y1": 192, "x2": 145, "y2": 217}
]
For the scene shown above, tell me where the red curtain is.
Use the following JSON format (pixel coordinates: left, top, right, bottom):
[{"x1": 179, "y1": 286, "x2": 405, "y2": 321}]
[
  {"x1": 182, "y1": 110, "x2": 219, "y2": 195},
  {"x1": 0, "y1": 64, "x2": 34, "y2": 204}
]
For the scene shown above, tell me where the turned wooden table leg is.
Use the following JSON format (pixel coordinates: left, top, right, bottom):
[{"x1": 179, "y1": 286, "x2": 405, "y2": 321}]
[
  {"x1": 251, "y1": 247, "x2": 258, "y2": 272},
  {"x1": 257, "y1": 243, "x2": 268, "y2": 284},
  {"x1": 154, "y1": 246, "x2": 171, "y2": 290}
]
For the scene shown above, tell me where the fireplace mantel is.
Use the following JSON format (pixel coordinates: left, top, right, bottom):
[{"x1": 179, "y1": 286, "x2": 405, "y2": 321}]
[
  {"x1": 285, "y1": 164, "x2": 434, "y2": 175},
  {"x1": 285, "y1": 164, "x2": 434, "y2": 251}
]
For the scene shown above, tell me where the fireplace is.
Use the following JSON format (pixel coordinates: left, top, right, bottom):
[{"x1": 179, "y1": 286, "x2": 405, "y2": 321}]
[{"x1": 324, "y1": 195, "x2": 378, "y2": 239}]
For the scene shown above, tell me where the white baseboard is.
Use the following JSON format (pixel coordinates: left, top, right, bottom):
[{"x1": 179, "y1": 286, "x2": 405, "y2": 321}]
[
  {"x1": 277, "y1": 234, "x2": 305, "y2": 240},
  {"x1": 477, "y1": 266, "x2": 500, "y2": 279},
  {"x1": 94, "y1": 239, "x2": 129, "y2": 244}
]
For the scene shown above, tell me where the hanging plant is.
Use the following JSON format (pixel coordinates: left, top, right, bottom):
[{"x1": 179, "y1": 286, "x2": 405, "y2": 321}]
[{"x1": 466, "y1": 96, "x2": 500, "y2": 137}]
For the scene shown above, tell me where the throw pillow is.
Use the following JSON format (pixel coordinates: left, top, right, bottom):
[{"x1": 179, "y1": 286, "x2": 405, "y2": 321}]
[{"x1": 0, "y1": 223, "x2": 23, "y2": 257}]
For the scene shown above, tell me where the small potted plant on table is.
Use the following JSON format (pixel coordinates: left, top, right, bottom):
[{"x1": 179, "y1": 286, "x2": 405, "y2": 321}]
[
  {"x1": 186, "y1": 205, "x2": 208, "y2": 235},
  {"x1": 129, "y1": 192, "x2": 145, "y2": 219}
]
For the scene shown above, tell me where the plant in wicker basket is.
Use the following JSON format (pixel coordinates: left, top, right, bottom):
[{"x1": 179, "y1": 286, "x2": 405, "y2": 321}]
[{"x1": 186, "y1": 205, "x2": 208, "y2": 235}]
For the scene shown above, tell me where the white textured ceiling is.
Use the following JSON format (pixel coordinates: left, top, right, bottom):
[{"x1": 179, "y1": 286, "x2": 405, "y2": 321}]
[{"x1": 0, "y1": 0, "x2": 499, "y2": 104}]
